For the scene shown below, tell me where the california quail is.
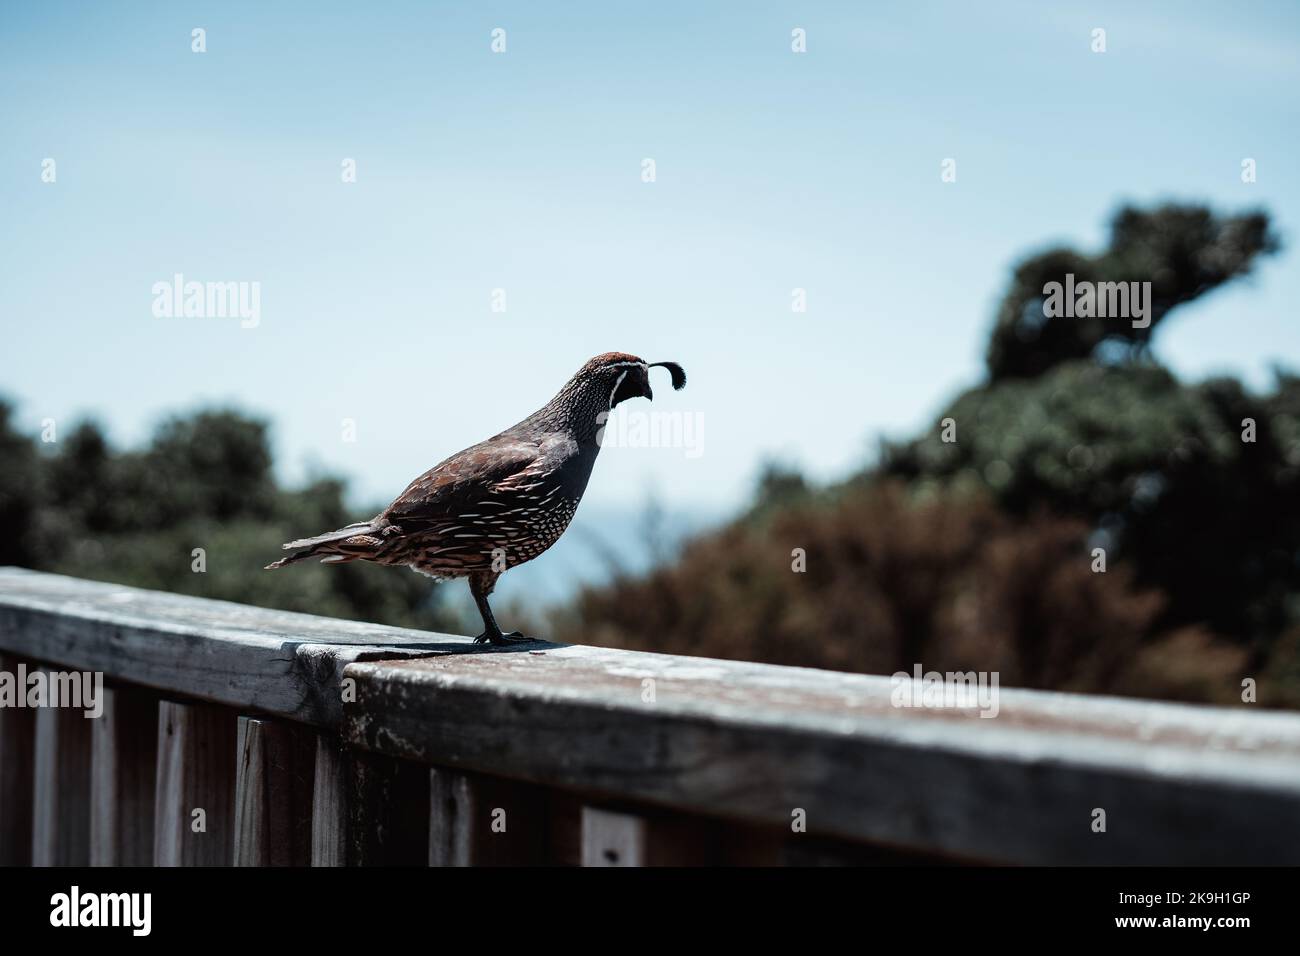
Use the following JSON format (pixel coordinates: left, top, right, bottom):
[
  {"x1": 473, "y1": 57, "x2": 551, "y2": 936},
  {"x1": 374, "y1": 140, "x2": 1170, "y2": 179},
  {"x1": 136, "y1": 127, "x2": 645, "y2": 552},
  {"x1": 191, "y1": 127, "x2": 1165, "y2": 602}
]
[{"x1": 265, "y1": 352, "x2": 687, "y2": 644}]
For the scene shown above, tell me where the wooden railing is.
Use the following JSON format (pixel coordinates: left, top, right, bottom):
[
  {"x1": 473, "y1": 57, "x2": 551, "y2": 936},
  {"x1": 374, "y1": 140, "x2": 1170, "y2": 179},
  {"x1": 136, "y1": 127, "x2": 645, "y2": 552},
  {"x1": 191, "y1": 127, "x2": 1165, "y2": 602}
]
[{"x1": 1, "y1": 567, "x2": 1299, "y2": 865}]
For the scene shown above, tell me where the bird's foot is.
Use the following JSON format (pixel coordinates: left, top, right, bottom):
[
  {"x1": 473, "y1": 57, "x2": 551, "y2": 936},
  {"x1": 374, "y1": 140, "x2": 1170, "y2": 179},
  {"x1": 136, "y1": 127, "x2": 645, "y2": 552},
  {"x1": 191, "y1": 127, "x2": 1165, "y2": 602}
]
[{"x1": 473, "y1": 629, "x2": 537, "y2": 646}]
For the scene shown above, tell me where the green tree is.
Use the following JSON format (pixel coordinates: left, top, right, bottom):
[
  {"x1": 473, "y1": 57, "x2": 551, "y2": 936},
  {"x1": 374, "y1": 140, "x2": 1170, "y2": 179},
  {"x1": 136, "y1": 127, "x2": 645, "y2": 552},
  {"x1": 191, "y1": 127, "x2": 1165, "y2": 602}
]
[
  {"x1": 985, "y1": 205, "x2": 1277, "y2": 380},
  {"x1": 0, "y1": 402, "x2": 43, "y2": 567},
  {"x1": 882, "y1": 364, "x2": 1300, "y2": 645},
  {"x1": 564, "y1": 202, "x2": 1299, "y2": 707},
  {"x1": 0, "y1": 404, "x2": 459, "y2": 634},
  {"x1": 886, "y1": 203, "x2": 1292, "y2": 646}
]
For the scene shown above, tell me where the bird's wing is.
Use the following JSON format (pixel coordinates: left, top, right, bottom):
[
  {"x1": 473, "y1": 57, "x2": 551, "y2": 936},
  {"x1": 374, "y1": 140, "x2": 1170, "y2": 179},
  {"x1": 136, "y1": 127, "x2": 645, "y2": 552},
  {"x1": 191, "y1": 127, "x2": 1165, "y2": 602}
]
[{"x1": 379, "y1": 438, "x2": 544, "y2": 533}]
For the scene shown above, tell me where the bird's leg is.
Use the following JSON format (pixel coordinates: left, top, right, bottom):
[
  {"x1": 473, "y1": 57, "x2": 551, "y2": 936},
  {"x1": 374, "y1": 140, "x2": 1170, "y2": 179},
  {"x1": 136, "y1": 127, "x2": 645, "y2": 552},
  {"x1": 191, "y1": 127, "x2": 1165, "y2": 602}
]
[{"x1": 469, "y1": 572, "x2": 533, "y2": 645}]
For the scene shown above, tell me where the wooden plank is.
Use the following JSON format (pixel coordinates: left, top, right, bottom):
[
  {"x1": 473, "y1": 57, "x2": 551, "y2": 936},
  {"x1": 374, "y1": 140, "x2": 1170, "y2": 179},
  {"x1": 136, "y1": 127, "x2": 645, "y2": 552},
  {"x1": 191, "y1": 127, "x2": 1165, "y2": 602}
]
[
  {"x1": 0, "y1": 654, "x2": 36, "y2": 865},
  {"x1": 90, "y1": 687, "x2": 158, "y2": 865},
  {"x1": 428, "y1": 768, "x2": 547, "y2": 866},
  {"x1": 233, "y1": 716, "x2": 315, "y2": 866},
  {"x1": 31, "y1": 690, "x2": 93, "y2": 865},
  {"x1": 545, "y1": 790, "x2": 585, "y2": 866},
  {"x1": 580, "y1": 805, "x2": 715, "y2": 866},
  {"x1": 154, "y1": 700, "x2": 236, "y2": 866},
  {"x1": 7, "y1": 569, "x2": 1300, "y2": 864},
  {"x1": 346, "y1": 751, "x2": 429, "y2": 866},
  {"x1": 581, "y1": 808, "x2": 646, "y2": 866},
  {"x1": 0, "y1": 568, "x2": 472, "y2": 728},
  {"x1": 428, "y1": 767, "x2": 473, "y2": 865},
  {"x1": 310, "y1": 735, "x2": 348, "y2": 866},
  {"x1": 341, "y1": 650, "x2": 1300, "y2": 866}
]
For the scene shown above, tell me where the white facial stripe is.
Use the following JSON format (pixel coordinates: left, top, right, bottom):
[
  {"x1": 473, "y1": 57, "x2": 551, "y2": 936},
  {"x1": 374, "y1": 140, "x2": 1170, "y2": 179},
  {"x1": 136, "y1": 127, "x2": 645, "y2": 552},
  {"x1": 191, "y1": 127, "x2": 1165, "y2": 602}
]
[{"x1": 609, "y1": 370, "x2": 629, "y2": 409}]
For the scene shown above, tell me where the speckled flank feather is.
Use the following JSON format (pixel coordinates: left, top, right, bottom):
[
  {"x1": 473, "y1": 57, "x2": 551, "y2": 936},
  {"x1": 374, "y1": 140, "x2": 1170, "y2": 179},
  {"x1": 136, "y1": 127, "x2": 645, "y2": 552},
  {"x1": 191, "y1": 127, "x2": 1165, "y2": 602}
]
[{"x1": 265, "y1": 353, "x2": 687, "y2": 631}]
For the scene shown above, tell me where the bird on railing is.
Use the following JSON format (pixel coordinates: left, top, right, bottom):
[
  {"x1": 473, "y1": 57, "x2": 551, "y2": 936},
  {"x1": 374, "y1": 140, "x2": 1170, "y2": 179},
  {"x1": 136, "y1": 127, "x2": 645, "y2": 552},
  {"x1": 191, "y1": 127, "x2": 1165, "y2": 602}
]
[{"x1": 266, "y1": 352, "x2": 687, "y2": 645}]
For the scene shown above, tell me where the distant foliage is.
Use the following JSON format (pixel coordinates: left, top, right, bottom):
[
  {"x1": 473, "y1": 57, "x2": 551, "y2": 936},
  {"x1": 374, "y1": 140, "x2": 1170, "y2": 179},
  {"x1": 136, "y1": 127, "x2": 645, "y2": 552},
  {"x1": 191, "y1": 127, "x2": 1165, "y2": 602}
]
[
  {"x1": 563, "y1": 202, "x2": 1299, "y2": 709},
  {"x1": 883, "y1": 364, "x2": 1300, "y2": 643},
  {"x1": 0, "y1": 405, "x2": 456, "y2": 632},
  {"x1": 558, "y1": 479, "x2": 1251, "y2": 703},
  {"x1": 0, "y1": 404, "x2": 42, "y2": 568},
  {"x1": 985, "y1": 204, "x2": 1277, "y2": 379}
]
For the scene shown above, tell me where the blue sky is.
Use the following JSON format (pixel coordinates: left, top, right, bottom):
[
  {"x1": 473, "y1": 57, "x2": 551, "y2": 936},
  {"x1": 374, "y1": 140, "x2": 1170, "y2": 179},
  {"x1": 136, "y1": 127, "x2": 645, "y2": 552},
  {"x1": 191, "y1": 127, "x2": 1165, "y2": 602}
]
[{"x1": 3, "y1": 0, "x2": 1298, "y2": 530}]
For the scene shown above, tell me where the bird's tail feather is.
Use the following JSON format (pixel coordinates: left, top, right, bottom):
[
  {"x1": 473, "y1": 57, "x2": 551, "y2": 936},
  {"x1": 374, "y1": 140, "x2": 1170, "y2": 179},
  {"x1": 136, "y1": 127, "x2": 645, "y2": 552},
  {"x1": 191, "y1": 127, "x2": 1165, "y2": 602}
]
[
  {"x1": 264, "y1": 520, "x2": 378, "y2": 570},
  {"x1": 282, "y1": 520, "x2": 372, "y2": 550}
]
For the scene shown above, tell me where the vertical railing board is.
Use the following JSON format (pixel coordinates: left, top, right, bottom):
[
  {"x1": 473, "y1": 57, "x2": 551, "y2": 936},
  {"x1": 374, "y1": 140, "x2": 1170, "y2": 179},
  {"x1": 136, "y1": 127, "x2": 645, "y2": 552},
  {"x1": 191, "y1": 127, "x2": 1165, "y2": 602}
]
[
  {"x1": 233, "y1": 716, "x2": 315, "y2": 866},
  {"x1": 545, "y1": 790, "x2": 585, "y2": 866},
  {"x1": 580, "y1": 805, "x2": 718, "y2": 866},
  {"x1": 91, "y1": 687, "x2": 158, "y2": 866},
  {"x1": 30, "y1": 673, "x2": 94, "y2": 866},
  {"x1": 428, "y1": 767, "x2": 473, "y2": 866},
  {"x1": 347, "y1": 750, "x2": 429, "y2": 866},
  {"x1": 310, "y1": 735, "x2": 348, "y2": 867},
  {"x1": 31, "y1": 712, "x2": 93, "y2": 865},
  {"x1": 581, "y1": 807, "x2": 647, "y2": 867},
  {"x1": 154, "y1": 700, "x2": 236, "y2": 866},
  {"x1": 428, "y1": 767, "x2": 548, "y2": 866},
  {"x1": 0, "y1": 654, "x2": 36, "y2": 865}
]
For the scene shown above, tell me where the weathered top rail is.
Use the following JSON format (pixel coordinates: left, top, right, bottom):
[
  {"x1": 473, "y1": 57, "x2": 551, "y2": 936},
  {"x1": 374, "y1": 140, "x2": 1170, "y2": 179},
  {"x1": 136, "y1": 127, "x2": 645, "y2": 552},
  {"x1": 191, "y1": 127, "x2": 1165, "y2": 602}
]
[{"x1": 2, "y1": 566, "x2": 1300, "y2": 865}]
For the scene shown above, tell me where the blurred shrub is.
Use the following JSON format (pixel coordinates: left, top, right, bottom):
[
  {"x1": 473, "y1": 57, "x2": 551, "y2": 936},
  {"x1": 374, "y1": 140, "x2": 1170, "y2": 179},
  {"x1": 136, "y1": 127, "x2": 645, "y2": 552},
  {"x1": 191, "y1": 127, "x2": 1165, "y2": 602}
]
[
  {"x1": 0, "y1": 403, "x2": 42, "y2": 567},
  {"x1": 562, "y1": 202, "x2": 1297, "y2": 707},
  {"x1": 882, "y1": 364, "x2": 1300, "y2": 643},
  {"x1": 556, "y1": 479, "x2": 1251, "y2": 701},
  {"x1": 0, "y1": 404, "x2": 456, "y2": 632}
]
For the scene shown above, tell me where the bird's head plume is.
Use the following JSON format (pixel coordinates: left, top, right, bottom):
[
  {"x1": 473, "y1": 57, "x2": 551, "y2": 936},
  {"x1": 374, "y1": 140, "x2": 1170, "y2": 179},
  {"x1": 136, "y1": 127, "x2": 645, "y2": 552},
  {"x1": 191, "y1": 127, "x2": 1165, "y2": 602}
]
[{"x1": 573, "y1": 352, "x2": 687, "y2": 410}]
